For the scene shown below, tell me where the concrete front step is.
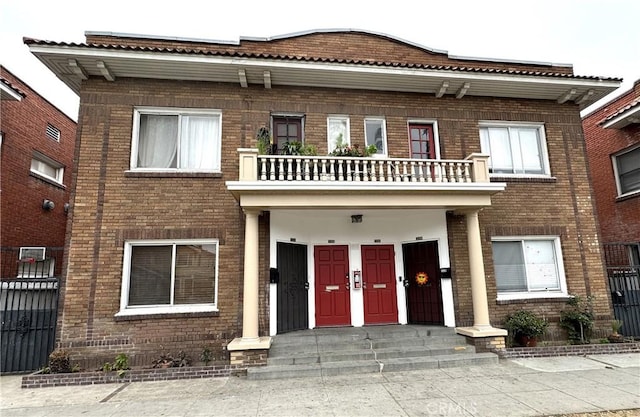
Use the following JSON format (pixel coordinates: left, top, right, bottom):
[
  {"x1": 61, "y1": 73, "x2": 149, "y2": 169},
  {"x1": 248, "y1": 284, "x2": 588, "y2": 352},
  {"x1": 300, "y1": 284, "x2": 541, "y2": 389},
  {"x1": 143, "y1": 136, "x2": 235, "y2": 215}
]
[
  {"x1": 247, "y1": 352, "x2": 499, "y2": 380},
  {"x1": 246, "y1": 325, "x2": 498, "y2": 380},
  {"x1": 267, "y1": 344, "x2": 474, "y2": 366}
]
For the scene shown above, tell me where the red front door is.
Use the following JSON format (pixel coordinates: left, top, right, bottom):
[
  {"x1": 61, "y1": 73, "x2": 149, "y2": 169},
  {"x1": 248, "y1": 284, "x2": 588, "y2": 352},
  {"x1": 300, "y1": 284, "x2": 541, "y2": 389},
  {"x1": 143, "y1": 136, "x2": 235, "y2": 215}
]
[
  {"x1": 314, "y1": 245, "x2": 351, "y2": 327},
  {"x1": 362, "y1": 245, "x2": 398, "y2": 324}
]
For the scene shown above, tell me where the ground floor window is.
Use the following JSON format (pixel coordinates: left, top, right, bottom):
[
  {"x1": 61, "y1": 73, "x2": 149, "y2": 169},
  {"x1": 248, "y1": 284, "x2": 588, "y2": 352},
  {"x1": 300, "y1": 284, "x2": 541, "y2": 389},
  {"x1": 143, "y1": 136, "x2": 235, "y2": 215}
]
[
  {"x1": 491, "y1": 236, "x2": 567, "y2": 300},
  {"x1": 118, "y1": 239, "x2": 218, "y2": 315}
]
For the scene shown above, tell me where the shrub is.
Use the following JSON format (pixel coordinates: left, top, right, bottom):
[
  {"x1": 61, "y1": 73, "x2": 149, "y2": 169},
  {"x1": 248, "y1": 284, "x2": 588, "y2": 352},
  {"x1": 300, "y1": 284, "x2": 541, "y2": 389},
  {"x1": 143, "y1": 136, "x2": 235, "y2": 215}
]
[
  {"x1": 560, "y1": 295, "x2": 595, "y2": 344},
  {"x1": 48, "y1": 349, "x2": 73, "y2": 373},
  {"x1": 504, "y1": 310, "x2": 548, "y2": 339}
]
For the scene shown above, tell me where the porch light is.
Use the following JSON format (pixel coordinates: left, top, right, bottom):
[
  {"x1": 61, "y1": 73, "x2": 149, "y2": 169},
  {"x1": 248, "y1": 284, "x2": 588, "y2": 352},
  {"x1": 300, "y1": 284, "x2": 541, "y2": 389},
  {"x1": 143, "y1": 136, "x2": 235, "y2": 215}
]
[{"x1": 351, "y1": 214, "x2": 363, "y2": 223}]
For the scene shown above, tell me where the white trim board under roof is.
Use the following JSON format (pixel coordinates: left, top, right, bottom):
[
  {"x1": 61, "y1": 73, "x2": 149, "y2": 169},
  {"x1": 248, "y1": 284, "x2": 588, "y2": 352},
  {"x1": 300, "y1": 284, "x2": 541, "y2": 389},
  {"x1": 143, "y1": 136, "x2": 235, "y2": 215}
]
[{"x1": 25, "y1": 31, "x2": 621, "y2": 110}]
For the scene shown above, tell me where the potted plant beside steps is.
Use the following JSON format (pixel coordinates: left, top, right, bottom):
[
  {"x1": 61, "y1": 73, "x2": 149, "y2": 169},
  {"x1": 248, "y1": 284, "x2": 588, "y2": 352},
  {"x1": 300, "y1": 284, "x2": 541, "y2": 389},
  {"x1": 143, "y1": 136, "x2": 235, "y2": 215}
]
[{"x1": 504, "y1": 310, "x2": 549, "y2": 347}]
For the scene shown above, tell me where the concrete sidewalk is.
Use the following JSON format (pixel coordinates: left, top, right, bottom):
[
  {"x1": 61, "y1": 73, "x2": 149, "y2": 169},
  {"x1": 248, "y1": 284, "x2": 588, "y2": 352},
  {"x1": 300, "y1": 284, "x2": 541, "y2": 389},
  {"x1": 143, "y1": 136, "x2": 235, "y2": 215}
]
[{"x1": 1, "y1": 354, "x2": 638, "y2": 416}]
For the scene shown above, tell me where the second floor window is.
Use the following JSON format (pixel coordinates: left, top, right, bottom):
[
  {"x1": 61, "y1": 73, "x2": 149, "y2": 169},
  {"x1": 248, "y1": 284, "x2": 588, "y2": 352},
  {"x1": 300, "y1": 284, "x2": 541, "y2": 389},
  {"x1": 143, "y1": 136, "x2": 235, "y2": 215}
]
[
  {"x1": 364, "y1": 118, "x2": 387, "y2": 157},
  {"x1": 480, "y1": 124, "x2": 549, "y2": 176},
  {"x1": 327, "y1": 116, "x2": 350, "y2": 152},
  {"x1": 613, "y1": 145, "x2": 640, "y2": 197},
  {"x1": 132, "y1": 108, "x2": 221, "y2": 171},
  {"x1": 273, "y1": 116, "x2": 303, "y2": 153}
]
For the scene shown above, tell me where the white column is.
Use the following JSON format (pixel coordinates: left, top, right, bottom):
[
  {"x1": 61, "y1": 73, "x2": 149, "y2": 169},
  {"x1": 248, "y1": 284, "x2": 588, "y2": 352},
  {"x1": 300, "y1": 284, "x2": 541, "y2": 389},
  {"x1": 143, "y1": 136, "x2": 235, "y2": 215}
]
[
  {"x1": 456, "y1": 210, "x2": 507, "y2": 338},
  {"x1": 466, "y1": 210, "x2": 491, "y2": 329},
  {"x1": 242, "y1": 209, "x2": 260, "y2": 342}
]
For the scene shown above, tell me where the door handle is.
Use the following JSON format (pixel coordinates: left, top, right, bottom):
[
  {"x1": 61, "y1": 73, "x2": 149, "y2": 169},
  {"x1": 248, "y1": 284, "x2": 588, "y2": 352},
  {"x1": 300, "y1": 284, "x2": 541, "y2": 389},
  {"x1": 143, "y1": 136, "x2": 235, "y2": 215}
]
[{"x1": 304, "y1": 282, "x2": 309, "y2": 290}]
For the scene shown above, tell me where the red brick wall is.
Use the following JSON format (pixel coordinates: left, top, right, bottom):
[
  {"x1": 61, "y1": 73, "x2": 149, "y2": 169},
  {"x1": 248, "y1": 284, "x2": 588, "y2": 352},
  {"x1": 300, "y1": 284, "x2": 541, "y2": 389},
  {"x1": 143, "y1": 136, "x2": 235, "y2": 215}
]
[
  {"x1": 59, "y1": 73, "x2": 611, "y2": 366},
  {"x1": 0, "y1": 66, "x2": 76, "y2": 271},
  {"x1": 582, "y1": 80, "x2": 640, "y2": 244}
]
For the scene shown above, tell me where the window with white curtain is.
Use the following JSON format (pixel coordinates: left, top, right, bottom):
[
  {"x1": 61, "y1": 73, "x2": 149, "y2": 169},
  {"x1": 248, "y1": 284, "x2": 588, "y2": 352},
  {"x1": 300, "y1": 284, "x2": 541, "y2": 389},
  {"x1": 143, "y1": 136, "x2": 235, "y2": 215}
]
[
  {"x1": 327, "y1": 116, "x2": 350, "y2": 152},
  {"x1": 118, "y1": 239, "x2": 219, "y2": 316},
  {"x1": 132, "y1": 108, "x2": 222, "y2": 171},
  {"x1": 479, "y1": 123, "x2": 549, "y2": 176},
  {"x1": 492, "y1": 237, "x2": 567, "y2": 300}
]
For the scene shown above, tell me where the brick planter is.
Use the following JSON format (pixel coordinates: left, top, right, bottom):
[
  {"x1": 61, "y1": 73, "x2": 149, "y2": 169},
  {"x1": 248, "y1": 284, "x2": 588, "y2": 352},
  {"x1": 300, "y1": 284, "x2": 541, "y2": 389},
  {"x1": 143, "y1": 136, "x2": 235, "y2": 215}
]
[
  {"x1": 496, "y1": 342, "x2": 640, "y2": 359},
  {"x1": 21, "y1": 364, "x2": 248, "y2": 389}
]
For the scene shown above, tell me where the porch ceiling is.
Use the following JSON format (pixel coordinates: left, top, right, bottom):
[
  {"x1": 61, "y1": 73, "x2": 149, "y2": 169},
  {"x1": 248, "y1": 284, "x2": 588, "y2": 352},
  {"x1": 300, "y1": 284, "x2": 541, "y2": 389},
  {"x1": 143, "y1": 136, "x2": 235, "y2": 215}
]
[{"x1": 26, "y1": 43, "x2": 620, "y2": 110}]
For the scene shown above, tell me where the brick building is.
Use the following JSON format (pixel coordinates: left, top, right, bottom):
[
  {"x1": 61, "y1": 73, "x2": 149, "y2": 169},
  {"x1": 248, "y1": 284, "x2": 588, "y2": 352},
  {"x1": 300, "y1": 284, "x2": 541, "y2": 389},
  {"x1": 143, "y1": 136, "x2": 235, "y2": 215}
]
[
  {"x1": 582, "y1": 79, "x2": 640, "y2": 337},
  {"x1": 26, "y1": 30, "x2": 621, "y2": 367},
  {"x1": 1, "y1": 66, "x2": 76, "y2": 279}
]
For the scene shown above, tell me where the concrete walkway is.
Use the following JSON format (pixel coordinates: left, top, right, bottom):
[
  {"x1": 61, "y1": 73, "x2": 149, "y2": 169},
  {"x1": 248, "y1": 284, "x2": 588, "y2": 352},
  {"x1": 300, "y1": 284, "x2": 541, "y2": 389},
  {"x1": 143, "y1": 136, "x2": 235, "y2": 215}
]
[{"x1": 1, "y1": 354, "x2": 638, "y2": 416}]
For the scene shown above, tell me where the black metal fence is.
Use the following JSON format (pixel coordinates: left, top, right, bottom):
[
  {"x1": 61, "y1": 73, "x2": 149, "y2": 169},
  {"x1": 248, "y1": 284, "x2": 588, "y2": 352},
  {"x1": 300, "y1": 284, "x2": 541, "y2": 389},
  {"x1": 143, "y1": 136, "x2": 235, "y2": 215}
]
[
  {"x1": 0, "y1": 278, "x2": 59, "y2": 373},
  {"x1": 604, "y1": 243, "x2": 640, "y2": 339}
]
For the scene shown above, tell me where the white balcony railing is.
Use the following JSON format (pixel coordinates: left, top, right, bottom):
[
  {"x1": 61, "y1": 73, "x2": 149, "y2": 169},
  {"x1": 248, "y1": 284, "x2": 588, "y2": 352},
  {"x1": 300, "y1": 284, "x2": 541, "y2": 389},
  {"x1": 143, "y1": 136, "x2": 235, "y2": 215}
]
[{"x1": 236, "y1": 149, "x2": 491, "y2": 184}]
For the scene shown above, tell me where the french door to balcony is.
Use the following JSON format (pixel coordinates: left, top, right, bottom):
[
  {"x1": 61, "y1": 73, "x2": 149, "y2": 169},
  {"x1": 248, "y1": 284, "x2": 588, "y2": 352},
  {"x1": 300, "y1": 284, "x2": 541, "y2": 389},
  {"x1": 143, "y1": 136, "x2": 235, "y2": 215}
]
[{"x1": 409, "y1": 124, "x2": 436, "y2": 159}]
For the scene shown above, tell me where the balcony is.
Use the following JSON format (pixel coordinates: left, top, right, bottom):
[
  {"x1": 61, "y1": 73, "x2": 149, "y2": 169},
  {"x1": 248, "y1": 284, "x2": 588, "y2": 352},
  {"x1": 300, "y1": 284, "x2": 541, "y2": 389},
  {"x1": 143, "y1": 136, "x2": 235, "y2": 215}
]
[{"x1": 226, "y1": 149, "x2": 506, "y2": 210}]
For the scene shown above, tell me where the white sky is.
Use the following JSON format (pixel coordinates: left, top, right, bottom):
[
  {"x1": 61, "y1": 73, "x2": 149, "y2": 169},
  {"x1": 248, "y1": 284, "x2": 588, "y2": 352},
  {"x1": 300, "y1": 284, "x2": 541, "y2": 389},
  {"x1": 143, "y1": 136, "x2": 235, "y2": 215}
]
[{"x1": 1, "y1": 0, "x2": 638, "y2": 121}]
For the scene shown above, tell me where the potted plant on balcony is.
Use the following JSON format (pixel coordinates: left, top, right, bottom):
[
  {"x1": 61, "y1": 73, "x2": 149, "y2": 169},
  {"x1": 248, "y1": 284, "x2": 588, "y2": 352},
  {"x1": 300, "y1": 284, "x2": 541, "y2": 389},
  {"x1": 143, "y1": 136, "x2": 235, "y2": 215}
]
[
  {"x1": 329, "y1": 135, "x2": 377, "y2": 157},
  {"x1": 504, "y1": 310, "x2": 548, "y2": 347}
]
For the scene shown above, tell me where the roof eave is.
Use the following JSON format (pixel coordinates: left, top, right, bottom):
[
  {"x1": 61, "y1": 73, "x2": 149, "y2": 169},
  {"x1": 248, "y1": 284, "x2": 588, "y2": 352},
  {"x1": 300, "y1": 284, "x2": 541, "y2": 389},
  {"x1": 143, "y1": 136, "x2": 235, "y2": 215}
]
[
  {"x1": 602, "y1": 105, "x2": 640, "y2": 129},
  {"x1": 27, "y1": 44, "x2": 621, "y2": 109}
]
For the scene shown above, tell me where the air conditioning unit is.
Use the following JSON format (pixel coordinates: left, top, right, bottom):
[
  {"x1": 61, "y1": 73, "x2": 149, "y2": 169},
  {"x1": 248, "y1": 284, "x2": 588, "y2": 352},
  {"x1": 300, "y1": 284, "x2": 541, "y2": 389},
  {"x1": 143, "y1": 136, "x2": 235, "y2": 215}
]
[{"x1": 19, "y1": 247, "x2": 46, "y2": 262}]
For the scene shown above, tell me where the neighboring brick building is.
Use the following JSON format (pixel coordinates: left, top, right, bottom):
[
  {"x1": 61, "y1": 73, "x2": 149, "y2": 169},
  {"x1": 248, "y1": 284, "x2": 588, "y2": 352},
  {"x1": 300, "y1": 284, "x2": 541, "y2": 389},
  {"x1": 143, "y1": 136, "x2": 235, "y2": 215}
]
[
  {"x1": 582, "y1": 79, "x2": 640, "y2": 337},
  {"x1": 26, "y1": 29, "x2": 621, "y2": 367},
  {"x1": 0, "y1": 65, "x2": 77, "y2": 279}
]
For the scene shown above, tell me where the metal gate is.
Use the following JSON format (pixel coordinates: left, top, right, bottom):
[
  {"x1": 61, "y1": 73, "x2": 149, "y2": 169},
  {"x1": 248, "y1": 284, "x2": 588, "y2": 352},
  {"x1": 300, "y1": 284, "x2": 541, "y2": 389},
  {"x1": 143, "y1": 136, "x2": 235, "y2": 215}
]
[
  {"x1": 1, "y1": 278, "x2": 59, "y2": 373},
  {"x1": 604, "y1": 243, "x2": 640, "y2": 339}
]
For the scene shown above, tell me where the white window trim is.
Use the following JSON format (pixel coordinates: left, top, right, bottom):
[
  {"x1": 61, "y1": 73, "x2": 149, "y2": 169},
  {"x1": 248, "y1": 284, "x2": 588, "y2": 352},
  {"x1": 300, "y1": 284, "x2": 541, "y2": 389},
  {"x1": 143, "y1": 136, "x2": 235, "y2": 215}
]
[
  {"x1": 612, "y1": 144, "x2": 640, "y2": 198},
  {"x1": 130, "y1": 107, "x2": 223, "y2": 173},
  {"x1": 30, "y1": 152, "x2": 64, "y2": 185},
  {"x1": 364, "y1": 117, "x2": 388, "y2": 158},
  {"x1": 479, "y1": 121, "x2": 551, "y2": 177},
  {"x1": 492, "y1": 235, "x2": 568, "y2": 301},
  {"x1": 406, "y1": 119, "x2": 441, "y2": 160},
  {"x1": 116, "y1": 238, "x2": 219, "y2": 317},
  {"x1": 327, "y1": 115, "x2": 350, "y2": 152}
]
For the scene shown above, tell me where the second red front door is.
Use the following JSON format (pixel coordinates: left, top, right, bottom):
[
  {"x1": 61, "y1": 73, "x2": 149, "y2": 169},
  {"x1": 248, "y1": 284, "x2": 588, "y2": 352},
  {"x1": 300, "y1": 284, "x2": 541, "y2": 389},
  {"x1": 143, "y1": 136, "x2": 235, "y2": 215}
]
[
  {"x1": 314, "y1": 245, "x2": 351, "y2": 327},
  {"x1": 362, "y1": 245, "x2": 398, "y2": 324}
]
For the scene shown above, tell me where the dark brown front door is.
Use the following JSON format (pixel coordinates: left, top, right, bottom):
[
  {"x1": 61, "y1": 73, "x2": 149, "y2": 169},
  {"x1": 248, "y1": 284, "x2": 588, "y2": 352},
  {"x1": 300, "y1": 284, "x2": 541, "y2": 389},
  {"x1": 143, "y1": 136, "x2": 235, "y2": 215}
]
[
  {"x1": 403, "y1": 241, "x2": 444, "y2": 325},
  {"x1": 314, "y1": 245, "x2": 351, "y2": 327},
  {"x1": 362, "y1": 245, "x2": 398, "y2": 324}
]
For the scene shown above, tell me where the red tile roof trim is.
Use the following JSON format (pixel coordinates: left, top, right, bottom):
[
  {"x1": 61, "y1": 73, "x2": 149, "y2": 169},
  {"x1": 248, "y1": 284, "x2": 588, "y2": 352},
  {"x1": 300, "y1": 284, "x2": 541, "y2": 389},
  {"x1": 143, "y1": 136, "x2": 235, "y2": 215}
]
[
  {"x1": 601, "y1": 98, "x2": 640, "y2": 123},
  {"x1": 0, "y1": 76, "x2": 26, "y2": 97}
]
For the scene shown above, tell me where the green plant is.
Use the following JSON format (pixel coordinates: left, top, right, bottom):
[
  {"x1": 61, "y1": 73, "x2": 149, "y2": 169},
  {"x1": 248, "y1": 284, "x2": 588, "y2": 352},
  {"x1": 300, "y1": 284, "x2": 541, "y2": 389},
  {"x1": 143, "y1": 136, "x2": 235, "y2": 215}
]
[
  {"x1": 256, "y1": 126, "x2": 272, "y2": 155},
  {"x1": 100, "y1": 353, "x2": 130, "y2": 377},
  {"x1": 504, "y1": 310, "x2": 548, "y2": 339},
  {"x1": 329, "y1": 135, "x2": 378, "y2": 157},
  {"x1": 200, "y1": 346, "x2": 214, "y2": 366},
  {"x1": 48, "y1": 349, "x2": 73, "y2": 373},
  {"x1": 611, "y1": 319, "x2": 623, "y2": 334},
  {"x1": 279, "y1": 141, "x2": 318, "y2": 156},
  {"x1": 559, "y1": 295, "x2": 595, "y2": 344},
  {"x1": 114, "y1": 353, "x2": 129, "y2": 370}
]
